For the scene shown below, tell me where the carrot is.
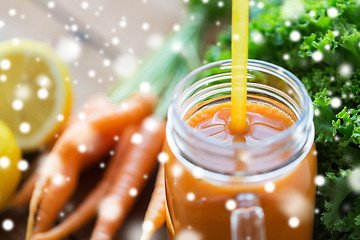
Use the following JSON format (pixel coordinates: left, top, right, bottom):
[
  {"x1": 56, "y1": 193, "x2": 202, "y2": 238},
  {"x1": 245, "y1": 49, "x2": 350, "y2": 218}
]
[
  {"x1": 12, "y1": 172, "x2": 38, "y2": 208},
  {"x1": 140, "y1": 163, "x2": 166, "y2": 240},
  {"x1": 90, "y1": 115, "x2": 166, "y2": 240},
  {"x1": 31, "y1": 126, "x2": 135, "y2": 240},
  {"x1": 12, "y1": 94, "x2": 112, "y2": 209},
  {"x1": 26, "y1": 92, "x2": 157, "y2": 240}
]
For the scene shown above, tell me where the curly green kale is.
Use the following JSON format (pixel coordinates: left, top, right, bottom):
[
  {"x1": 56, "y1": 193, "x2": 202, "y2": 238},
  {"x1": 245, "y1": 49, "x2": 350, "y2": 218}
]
[{"x1": 205, "y1": 0, "x2": 360, "y2": 238}]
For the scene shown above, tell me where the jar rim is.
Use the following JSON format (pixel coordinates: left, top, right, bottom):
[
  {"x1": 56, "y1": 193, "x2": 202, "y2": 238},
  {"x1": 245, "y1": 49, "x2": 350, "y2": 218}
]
[
  {"x1": 171, "y1": 59, "x2": 313, "y2": 150},
  {"x1": 167, "y1": 59, "x2": 315, "y2": 182}
]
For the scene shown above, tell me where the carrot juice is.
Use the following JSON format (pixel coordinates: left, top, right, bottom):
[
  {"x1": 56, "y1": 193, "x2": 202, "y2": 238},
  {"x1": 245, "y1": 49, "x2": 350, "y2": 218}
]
[{"x1": 164, "y1": 60, "x2": 317, "y2": 240}]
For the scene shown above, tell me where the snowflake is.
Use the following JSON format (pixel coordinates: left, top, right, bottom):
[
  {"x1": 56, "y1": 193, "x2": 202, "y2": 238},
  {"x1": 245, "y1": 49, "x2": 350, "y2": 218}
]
[
  {"x1": 146, "y1": 33, "x2": 164, "y2": 49},
  {"x1": 173, "y1": 24, "x2": 181, "y2": 32},
  {"x1": 158, "y1": 152, "x2": 169, "y2": 163},
  {"x1": 2, "y1": 219, "x2": 14, "y2": 231},
  {"x1": 348, "y1": 168, "x2": 360, "y2": 193},
  {"x1": 225, "y1": 199, "x2": 237, "y2": 211},
  {"x1": 330, "y1": 97, "x2": 341, "y2": 108},
  {"x1": 0, "y1": 74, "x2": 6, "y2": 82},
  {"x1": 129, "y1": 188, "x2": 138, "y2": 197},
  {"x1": 19, "y1": 122, "x2": 31, "y2": 134},
  {"x1": 283, "y1": 54, "x2": 290, "y2": 61},
  {"x1": 327, "y1": 7, "x2": 338, "y2": 18},
  {"x1": 264, "y1": 182, "x2": 276, "y2": 193},
  {"x1": 103, "y1": 59, "x2": 111, "y2": 67},
  {"x1": 18, "y1": 159, "x2": 29, "y2": 171},
  {"x1": 314, "y1": 108, "x2": 320, "y2": 116},
  {"x1": 111, "y1": 37, "x2": 120, "y2": 45},
  {"x1": 0, "y1": 156, "x2": 10, "y2": 168},
  {"x1": 12, "y1": 99, "x2": 24, "y2": 111},
  {"x1": 0, "y1": 20, "x2": 5, "y2": 28},
  {"x1": 175, "y1": 229, "x2": 202, "y2": 240},
  {"x1": 142, "y1": 22, "x2": 150, "y2": 31},
  {"x1": 172, "y1": 164, "x2": 184, "y2": 178},
  {"x1": 250, "y1": 31, "x2": 264, "y2": 44},
  {"x1": 288, "y1": 217, "x2": 300, "y2": 228},
  {"x1": 312, "y1": 51, "x2": 323, "y2": 62},
  {"x1": 131, "y1": 133, "x2": 143, "y2": 145},
  {"x1": 1, "y1": 59, "x2": 11, "y2": 70},
  {"x1": 187, "y1": 192, "x2": 195, "y2": 201},
  {"x1": 88, "y1": 70, "x2": 96, "y2": 78},
  {"x1": 281, "y1": 0, "x2": 305, "y2": 20},
  {"x1": 113, "y1": 54, "x2": 137, "y2": 78},
  {"x1": 99, "y1": 162, "x2": 106, "y2": 168},
  {"x1": 47, "y1": 1, "x2": 56, "y2": 9},
  {"x1": 339, "y1": 63, "x2": 352, "y2": 77},
  {"x1": 218, "y1": 1, "x2": 224, "y2": 8},
  {"x1": 314, "y1": 175, "x2": 325, "y2": 186},
  {"x1": 9, "y1": 8, "x2": 17, "y2": 17},
  {"x1": 192, "y1": 167, "x2": 204, "y2": 179},
  {"x1": 78, "y1": 144, "x2": 87, "y2": 153},
  {"x1": 37, "y1": 88, "x2": 49, "y2": 99},
  {"x1": 290, "y1": 30, "x2": 301, "y2": 42},
  {"x1": 57, "y1": 114, "x2": 64, "y2": 122},
  {"x1": 81, "y1": 1, "x2": 89, "y2": 9},
  {"x1": 119, "y1": 17, "x2": 127, "y2": 28},
  {"x1": 257, "y1": 2, "x2": 264, "y2": 9}
]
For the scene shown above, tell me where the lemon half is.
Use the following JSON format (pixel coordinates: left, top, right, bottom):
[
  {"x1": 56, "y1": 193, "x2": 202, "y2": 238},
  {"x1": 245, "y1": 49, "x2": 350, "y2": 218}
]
[
  {"x1": 0, "y1": 39, "x2": 72, "y2": 152},
  {"x1": 0, "y1": 120, "x2": 21, "y2": 210}
]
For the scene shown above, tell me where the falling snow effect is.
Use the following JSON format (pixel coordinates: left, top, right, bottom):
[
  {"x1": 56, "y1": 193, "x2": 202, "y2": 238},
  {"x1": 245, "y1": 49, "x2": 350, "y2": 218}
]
[
  {"x1": 1, "y1": 59, "x2": 11, "y2": 70},
  {"x1": 225, "y1": 199, "x2": 237, "y2": 211},
  {"x1": 290, "y1": 30, "x2": 301, "y2": 42},
  {"x1": 348, "y1": 168, "x2": 360, "y2": 193},
  {"x1": 327, "y1": 7, "x2": 339, "y2": 18},
  {"x1": 288, "y1": 217, "x2": 300, "y2": 228},
  {"x1": 175, "y1": 229, "x2": 202, "y2": 240},
  {"x1": 312, "y1": 51, "x2": 323, "y2": 62},
  {"x1": 250, "y1": 31, "x2": 264, "y2": 44},
  {"x1": 339, "y1": 63, "x2": 352, "y2": 77},
  {"x1": 158, "y1": 152, "x2": 169, "y2": 164},
  {"x1": 8, "y1": 9, "x2": 17, "y2": 17},
  {"x1": 186, "y1": 192, "x2": 195, "y2": 201},
  {"x1": 264, "y1": 182, "x2": 276, "y2": 193},
  {"x1": 129, "y1": 188, "x2": 138, "y2": 197},
  {"x1": 100, "y1": 196, "x2": 121, "y2": 221},
  {"x1": 113, "y1": 54, "x2": 137, "y2": 78},
  {"x1": 19, "y1": 122, "x2": 31, "y2": 134},
  {"x1": 0, "y1": 156, "x2": 10, "y2": 168},
  {"x1": 331, "y1": 97, "x2": 341, "y2": 109},
  {"x1": 314, "y1": 175, "x2": 326, "y2": 186},
  {"x1": 192, "y1": 167, "x2": 204, "y2": 179},
  {"x1": 56, "y1": 37, "x2": 82, "y2": 62},
  {"x1": 131, "y1": 133, "x2": 143, "y2": 145},
  {"x1": 2, "y1": 219, "x2": 14, "y2": 231},
  {"x1": 78, "y1": 144, "x2": 87, "y2": 153},
  {"x1": 18, "y1": 159, "x2": 29, "y2": 171},
  {"x1": 12, "y1": 99, "x2": 24, "y2": 111}
]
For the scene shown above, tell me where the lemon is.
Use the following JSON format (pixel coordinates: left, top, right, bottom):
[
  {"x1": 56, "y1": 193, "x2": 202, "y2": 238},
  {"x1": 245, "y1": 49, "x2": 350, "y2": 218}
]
[
  {"x1": 0, "y1": 39, "x2": 72, "y2": 152},
  {"x1": 0, "y1": 120, "x2": 21, "y2": 210}
]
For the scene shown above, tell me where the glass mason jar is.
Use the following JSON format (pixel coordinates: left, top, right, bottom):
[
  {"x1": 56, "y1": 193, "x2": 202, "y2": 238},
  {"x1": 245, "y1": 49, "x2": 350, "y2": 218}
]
[{"x1": 164, "y1": 59, "x2": 317, "y2": 240}]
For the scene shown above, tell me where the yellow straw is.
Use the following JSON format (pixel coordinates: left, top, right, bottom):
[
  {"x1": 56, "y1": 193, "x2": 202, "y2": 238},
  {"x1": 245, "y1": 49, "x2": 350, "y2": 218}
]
[{"x1": 230, "y1": 0, "x2": 249, "y2": 133}]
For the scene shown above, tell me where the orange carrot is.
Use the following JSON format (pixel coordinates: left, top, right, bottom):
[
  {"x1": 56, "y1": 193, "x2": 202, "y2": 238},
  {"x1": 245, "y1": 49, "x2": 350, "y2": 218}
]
[
  {"x1": 140, "y1": 163, "x2": 166, "y2": 240},
  {"x1": 32, "y1": 126, "x2": 135, "y2": 240},
  {"x1": 12, "y1": 94, "x2": 112, "y2": 209},
  {"x1": 11, "y1": 172, "x2": 38, "y2": 208},
  {"x1": 26, "y1": 92, "x2": 157, "y2": 240},
  {"x1": 90, "y1": 115, "x2": 166, "y2": 240}
]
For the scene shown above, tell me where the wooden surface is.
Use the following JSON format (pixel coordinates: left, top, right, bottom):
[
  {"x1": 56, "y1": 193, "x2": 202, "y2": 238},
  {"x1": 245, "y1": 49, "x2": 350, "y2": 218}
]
[
  {"x1": 0, "y1": 161, "x2": 168, "y2": 240},
  {"x1": 0, "y1": 0, "x2": 182, "y2": 239}
]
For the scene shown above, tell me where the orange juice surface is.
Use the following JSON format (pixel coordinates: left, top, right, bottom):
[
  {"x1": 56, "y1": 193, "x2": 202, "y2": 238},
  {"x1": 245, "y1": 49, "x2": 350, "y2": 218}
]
[{"x1": 165, "y1": 101, "x2": 317, "y2": 240}]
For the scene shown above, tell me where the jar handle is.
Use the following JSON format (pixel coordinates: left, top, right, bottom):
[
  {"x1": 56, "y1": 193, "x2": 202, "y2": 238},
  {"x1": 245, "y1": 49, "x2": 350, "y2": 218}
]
[{"x1": 230, "y1": 193, "x2": 266, "y2": 240}]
